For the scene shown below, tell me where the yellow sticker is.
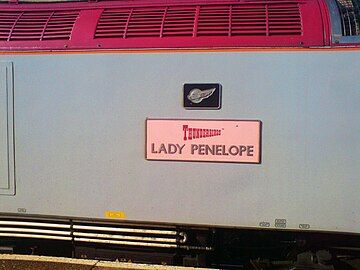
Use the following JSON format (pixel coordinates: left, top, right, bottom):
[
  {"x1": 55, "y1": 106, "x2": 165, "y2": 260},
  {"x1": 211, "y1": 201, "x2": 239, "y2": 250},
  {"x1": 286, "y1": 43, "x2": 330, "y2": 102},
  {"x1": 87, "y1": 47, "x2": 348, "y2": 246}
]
[{"x1": 104, "y1": 211, "x2": 126, "y2": 219}]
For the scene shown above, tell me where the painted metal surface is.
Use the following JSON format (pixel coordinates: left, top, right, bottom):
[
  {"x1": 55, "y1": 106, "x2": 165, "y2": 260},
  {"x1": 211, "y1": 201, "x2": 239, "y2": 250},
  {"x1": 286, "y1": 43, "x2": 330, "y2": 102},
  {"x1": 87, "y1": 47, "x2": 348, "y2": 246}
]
[
  {"x1": 0, "y1": 62, "x2": 15, "y2": 196},
  {"x1": 0, "y1": 50, "x2": 358, "y2": 233},
  {"x1": 0, "y1": 0, "x2": 326, "y2": 49}
]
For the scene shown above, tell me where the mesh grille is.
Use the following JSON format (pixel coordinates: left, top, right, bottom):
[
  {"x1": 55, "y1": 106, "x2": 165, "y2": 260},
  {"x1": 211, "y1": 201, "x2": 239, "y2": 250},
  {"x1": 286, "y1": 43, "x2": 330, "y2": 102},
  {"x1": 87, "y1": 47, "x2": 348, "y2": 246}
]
[
  {"x1": 336, "y1": 0, "x2": 360, "y2": 35},
  {"x1": 0, "y1": 10, "x2": 79, "y2": 41},
  {"x1": 95, "y1": 3, "x2": 302, "y2": 39}
]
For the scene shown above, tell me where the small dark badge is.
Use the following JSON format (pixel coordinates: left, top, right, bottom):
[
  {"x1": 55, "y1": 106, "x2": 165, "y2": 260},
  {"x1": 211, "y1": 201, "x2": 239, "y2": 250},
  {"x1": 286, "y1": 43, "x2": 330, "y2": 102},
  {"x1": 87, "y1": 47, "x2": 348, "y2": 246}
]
[{"x1": 184, "y1": 83, "x2": 221, "y2": 110}]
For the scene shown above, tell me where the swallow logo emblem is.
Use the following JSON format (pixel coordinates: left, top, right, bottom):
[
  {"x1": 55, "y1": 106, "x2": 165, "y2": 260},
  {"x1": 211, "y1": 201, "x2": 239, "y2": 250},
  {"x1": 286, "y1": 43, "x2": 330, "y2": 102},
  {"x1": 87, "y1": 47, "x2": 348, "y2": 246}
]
[{"x1": 187, "y1": 88, "x2": 216, "y2": 104}]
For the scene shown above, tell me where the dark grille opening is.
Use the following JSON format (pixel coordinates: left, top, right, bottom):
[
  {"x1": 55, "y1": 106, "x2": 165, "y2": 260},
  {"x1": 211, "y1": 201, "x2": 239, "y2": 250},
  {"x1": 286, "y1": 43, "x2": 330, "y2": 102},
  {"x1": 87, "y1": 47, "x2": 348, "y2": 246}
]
[{"x1": 336, "y1": 0, "x2": 360, "y2": 35}]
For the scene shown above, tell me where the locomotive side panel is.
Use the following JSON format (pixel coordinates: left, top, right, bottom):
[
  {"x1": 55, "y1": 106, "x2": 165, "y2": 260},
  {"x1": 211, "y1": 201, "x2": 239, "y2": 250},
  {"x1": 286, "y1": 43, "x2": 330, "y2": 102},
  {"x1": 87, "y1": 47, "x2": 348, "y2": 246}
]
[{"x1": 0, "y1": 50, "x2": 359, "y2": 233}]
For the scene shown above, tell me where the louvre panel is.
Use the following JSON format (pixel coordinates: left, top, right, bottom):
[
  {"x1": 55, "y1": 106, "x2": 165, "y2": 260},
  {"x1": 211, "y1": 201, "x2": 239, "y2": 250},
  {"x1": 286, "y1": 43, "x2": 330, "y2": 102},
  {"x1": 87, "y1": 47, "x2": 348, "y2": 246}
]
[
  {"x1": 126, "y1": 8, "x2": 165, "y2": 37},
  {"x1": 95, "y1": 3, "x2": 302, "y2": 39},
  {"x1": 162, "y1": 7, "x2": 196, "y2": 37},
  {"x1": 0, "y1": 12, "x2": 23, "y2": 41},
  {"x1": 11, "y1": 12, "x2": 50, "y2": 40},
  {"x1": 268, "y1": 5, "x2": 302, "y2": 35},
  {"x1": 94, "y1": 9, "x2": 131, "y2": 38},
  {"x1": 0, "y1": 10, "x2": 78, "y2": 41},
  {"x1": 43, "y1": 11, "x2": 79, "y2": 40},
  {"x1": 197, "y1": 6, "x2": 230, "y2": 36},
  {"x1": 231, "y1": 6, "x2": 267, "y2": 36}
]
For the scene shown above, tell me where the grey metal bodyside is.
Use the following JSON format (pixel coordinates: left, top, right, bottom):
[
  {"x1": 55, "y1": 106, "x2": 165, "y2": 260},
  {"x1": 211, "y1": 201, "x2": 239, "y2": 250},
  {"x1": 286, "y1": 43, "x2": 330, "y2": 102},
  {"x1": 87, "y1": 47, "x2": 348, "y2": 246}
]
[{"x1": 0, "y1": 51, "x2": 359, "y2": 233}]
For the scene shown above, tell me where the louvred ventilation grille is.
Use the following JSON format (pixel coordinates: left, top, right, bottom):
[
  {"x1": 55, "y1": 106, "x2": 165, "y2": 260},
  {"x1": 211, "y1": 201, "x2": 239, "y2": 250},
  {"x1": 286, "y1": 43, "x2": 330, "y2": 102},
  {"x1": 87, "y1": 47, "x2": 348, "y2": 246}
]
[
  {"x1": 0, "y1": 0, "x2": 328, "y2": 49},
  {"x1": 163, "y1": 7, "x2": 196, "y2": 37},
  {"x1": 95, "y1": 3, "x2": 302, "y2": 39},
  {"x1": 0, "y1": 10, "x2": 79, "y2": 41}
]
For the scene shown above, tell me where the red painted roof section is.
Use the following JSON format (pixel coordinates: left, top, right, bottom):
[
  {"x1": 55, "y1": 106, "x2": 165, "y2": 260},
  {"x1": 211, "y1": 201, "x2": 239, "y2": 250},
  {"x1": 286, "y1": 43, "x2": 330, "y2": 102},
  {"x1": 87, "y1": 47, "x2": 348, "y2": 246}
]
[
  {"x1": 0, "y1": 0, "x2": 327, "y2": 50},
  {"x1": 0, "y1": 11, "x2": 79, "y2": 41}
]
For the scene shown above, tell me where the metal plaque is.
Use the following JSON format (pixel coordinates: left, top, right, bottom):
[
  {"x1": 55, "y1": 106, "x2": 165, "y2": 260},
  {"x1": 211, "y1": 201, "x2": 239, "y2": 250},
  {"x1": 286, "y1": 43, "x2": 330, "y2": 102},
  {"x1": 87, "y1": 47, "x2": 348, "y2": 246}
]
[
  {"x1": 146, "y1": 119, "x2": 261, "y2": 164},
  {"x1": 183, "y1": 83, "x2": 221, "y2": 109}
]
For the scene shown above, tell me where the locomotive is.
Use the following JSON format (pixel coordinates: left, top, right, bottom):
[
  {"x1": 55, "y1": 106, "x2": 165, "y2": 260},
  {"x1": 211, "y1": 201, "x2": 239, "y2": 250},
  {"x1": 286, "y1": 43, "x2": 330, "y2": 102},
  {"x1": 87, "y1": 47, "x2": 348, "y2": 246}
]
[{"x1": 0, "y1": 0, "x2": 359, "y2": 268}]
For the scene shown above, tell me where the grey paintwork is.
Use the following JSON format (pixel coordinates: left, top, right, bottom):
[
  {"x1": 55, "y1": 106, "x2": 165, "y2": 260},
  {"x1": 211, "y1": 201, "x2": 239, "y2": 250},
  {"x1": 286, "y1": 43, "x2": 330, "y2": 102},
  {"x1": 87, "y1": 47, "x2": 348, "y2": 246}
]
[{"x1": 0, "y1": 50, "x2": 359, "y2": 233}]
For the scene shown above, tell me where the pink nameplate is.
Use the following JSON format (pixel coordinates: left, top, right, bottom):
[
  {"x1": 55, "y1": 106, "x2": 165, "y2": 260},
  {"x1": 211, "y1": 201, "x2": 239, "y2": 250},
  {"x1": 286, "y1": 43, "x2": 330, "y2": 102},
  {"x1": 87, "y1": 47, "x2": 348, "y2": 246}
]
[{"x1": 146, "y1": 119, "x2": 262, "y2": 164}]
